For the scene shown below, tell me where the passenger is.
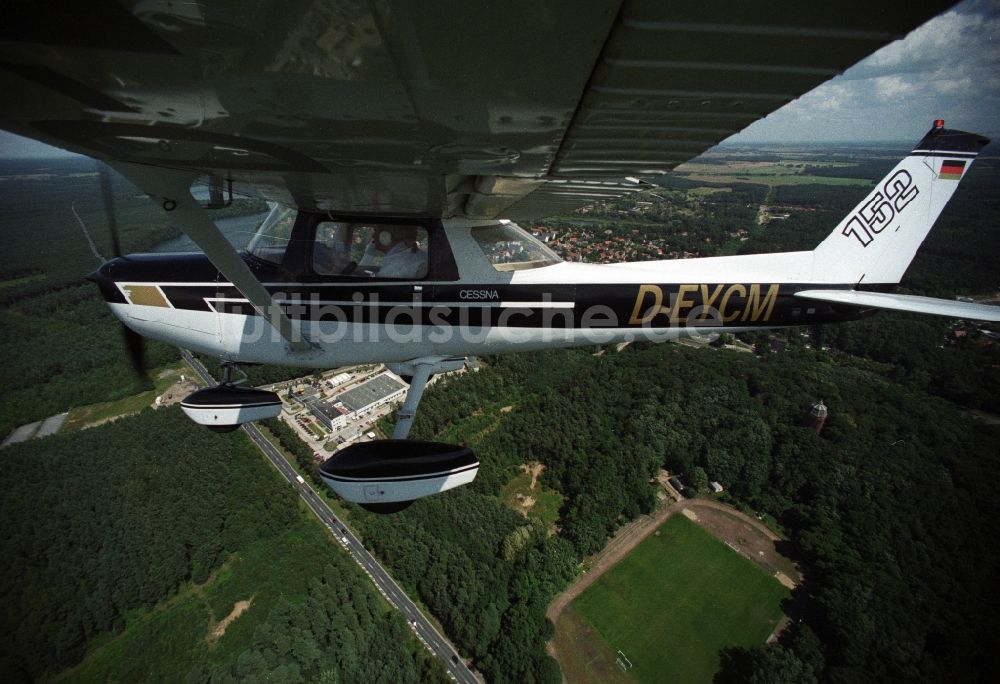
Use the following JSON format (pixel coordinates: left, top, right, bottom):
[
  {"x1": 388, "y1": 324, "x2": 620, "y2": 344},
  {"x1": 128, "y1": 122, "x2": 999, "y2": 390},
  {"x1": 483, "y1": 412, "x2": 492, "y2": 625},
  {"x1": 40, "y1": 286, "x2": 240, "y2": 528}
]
[
  {"x1": 313, "y1": 223, "x2": 353, "y2": 275},
  {"x1": 359, "y1": 226, "x2": 428, "y2": 279}
]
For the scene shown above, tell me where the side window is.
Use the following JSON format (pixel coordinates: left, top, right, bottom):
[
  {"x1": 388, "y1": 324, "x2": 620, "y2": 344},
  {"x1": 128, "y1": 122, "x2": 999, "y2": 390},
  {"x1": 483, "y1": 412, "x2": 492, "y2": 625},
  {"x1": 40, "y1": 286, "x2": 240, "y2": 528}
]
[
  {"x1": 313, "y1": 222, "x2": 429, "y2": 279},
  {"x1": 471, "y1": 222, "x2": 561, "y2": 271}
]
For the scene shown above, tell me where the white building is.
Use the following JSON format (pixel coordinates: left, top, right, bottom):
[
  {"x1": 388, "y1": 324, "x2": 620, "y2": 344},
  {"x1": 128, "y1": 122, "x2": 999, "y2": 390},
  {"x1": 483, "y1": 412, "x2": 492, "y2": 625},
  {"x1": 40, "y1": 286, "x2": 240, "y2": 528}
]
[
  {"x1": 310, "y1": 400, "x2": 349, "y2": 430},
  {"x1": 326, "y1": 372, "x2": 352, "y2": 389}
]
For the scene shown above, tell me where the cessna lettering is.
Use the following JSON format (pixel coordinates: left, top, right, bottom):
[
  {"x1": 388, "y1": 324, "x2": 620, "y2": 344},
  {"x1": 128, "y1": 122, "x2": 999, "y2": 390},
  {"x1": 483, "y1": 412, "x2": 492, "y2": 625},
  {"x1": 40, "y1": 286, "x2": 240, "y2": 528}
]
[
  {"x1": 628, "y1": 284, "x2": 780, "y2": 326},
  {"x1": 460, "y1": 289, "x2": 500, "y2": 300}
]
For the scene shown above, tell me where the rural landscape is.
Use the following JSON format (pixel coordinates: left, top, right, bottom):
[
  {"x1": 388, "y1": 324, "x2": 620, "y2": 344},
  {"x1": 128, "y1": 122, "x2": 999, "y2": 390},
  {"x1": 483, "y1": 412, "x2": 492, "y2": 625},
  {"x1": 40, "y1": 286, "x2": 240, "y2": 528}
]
[{"x1": 2, "y1": 140, "x2": 999, "y2": 683}]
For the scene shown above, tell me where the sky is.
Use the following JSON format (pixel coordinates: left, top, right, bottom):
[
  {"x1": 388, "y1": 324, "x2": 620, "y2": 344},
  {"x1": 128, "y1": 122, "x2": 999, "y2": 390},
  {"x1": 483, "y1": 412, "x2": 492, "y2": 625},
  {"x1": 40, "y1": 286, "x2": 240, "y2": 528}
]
[
  {"x1": 1, "y1": 0, "x2": 998, "y2": 157},
  {"x1": 729, "y1": 0, "x2": 1000, "y2": 143}
]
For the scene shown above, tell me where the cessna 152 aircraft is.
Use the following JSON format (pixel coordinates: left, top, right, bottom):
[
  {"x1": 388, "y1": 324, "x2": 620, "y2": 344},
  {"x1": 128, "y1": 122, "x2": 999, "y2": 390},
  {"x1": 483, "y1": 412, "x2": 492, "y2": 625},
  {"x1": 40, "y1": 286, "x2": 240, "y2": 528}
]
[{"x1": 1, "y1": 1, "x2": 996, "y2": 511}]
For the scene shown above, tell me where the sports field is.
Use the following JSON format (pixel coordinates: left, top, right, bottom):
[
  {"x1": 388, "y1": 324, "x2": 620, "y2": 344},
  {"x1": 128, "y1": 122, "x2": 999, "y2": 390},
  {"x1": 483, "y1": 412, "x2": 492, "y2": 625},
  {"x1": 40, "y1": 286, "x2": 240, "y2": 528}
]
[{"x1": 570, "y1": 514, "x2": 789, "y2": 684}]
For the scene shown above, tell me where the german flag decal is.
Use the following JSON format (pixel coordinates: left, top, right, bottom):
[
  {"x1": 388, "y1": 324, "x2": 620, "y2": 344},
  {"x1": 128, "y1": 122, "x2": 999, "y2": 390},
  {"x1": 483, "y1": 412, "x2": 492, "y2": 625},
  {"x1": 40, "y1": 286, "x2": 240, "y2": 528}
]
[{"x1": 940, "y1": 159, "x2": 967, "y2": 180}]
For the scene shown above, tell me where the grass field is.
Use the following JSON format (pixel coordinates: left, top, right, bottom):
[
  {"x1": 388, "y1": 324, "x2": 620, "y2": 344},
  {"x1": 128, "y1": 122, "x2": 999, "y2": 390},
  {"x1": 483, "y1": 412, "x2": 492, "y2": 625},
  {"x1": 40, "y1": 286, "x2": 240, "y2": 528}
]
[
  {"x1": 62, "y1": 361, "x2": 195, "y2": 431},
  {"x1": 570, "y1": 515, "x2": 789, "y2": 684}
]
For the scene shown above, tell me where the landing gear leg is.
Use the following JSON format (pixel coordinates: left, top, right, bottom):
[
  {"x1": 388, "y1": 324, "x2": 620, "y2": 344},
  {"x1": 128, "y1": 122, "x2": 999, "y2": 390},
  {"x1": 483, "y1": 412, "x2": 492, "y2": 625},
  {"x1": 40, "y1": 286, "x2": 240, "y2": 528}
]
[
  {"x1": 319, "y1": 356, "x2": 475, "y2": 514},
  {"x1": 387, "y1": 356, "x2": 467, "y2": 439},
  {"x1": 392, "y1": 363, "x2": 433, "y2": 439},
  {"x1": 219, "y1": 361, "x2": 248, "y2": 387},
  {"x1": 180, "y1": 361, "x2": 281, "y2": 432}
]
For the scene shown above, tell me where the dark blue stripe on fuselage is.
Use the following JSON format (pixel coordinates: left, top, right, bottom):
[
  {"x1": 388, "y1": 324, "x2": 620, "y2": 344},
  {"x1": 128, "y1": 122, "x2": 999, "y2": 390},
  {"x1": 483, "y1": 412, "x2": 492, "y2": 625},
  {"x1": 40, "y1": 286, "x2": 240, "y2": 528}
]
[
  {"x1": 151, "y1": 282, "x2": 859, "y2": 328},
  {"x1": 92, "y1": 253, "x2": 863, "y2": 329}
]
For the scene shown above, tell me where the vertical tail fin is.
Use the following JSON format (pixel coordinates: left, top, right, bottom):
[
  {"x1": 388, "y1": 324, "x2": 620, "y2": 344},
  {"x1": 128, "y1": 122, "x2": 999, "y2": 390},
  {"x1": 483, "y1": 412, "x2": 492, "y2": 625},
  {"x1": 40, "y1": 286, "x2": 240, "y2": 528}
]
[{"x1": 811, "y1": 121, "x2": 989, "y2": 285}]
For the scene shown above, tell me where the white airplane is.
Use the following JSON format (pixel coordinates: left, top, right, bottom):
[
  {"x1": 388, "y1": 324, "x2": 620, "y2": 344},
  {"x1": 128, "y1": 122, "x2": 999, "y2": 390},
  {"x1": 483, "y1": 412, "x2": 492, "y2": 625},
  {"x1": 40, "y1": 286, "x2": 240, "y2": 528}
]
[{"x1": 1, "y1": 1, "x2": 995, "y2": 511}]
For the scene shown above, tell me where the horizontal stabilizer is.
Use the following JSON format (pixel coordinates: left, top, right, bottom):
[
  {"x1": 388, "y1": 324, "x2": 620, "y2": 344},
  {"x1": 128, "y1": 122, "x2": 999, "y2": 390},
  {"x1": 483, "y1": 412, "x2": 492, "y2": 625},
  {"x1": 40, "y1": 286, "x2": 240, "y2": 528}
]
[{"x1": 795, "y1": 290, "x2": 1000, "y2": 322}]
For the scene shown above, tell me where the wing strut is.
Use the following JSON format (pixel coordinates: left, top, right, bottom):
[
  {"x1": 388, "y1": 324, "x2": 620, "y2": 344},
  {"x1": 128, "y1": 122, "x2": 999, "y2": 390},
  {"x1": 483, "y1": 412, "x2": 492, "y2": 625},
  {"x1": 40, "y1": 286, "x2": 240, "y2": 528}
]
[{"x1": 109, "y1": 162, "x2": 316, "y2": 353}]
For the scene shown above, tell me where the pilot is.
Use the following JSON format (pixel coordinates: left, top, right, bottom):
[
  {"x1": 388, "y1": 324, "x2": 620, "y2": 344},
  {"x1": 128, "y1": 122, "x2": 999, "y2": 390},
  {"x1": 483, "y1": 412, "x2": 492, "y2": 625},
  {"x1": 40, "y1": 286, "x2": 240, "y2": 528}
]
[
  {"x1": 313, "y1": 223, "x2": 353, "y2": 275},
  {"x1": 359, "y1": 226, "x2": 428, "y2": 279}
]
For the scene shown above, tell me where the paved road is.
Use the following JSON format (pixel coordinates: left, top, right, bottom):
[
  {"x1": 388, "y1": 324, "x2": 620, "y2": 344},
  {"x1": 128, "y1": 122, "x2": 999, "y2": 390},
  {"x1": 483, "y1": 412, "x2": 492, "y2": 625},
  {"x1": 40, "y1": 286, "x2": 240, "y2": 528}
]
[{"x1": 181, "y1": 351, "x2": 481, "y2": 684}]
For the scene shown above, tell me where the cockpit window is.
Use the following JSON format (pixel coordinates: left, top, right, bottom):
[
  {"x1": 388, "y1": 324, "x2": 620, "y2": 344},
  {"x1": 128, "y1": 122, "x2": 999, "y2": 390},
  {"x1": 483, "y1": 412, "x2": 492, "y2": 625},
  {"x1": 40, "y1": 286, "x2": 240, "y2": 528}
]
[
  {"x1": 471, "y1": 222, "x2": 562, "y2": 271},
  {"x1": 313, "y1": 222, "x2": 429, "y2": 279},
  {"x1": 245, "y1": 203, "x2": 296, "y2": 265}
]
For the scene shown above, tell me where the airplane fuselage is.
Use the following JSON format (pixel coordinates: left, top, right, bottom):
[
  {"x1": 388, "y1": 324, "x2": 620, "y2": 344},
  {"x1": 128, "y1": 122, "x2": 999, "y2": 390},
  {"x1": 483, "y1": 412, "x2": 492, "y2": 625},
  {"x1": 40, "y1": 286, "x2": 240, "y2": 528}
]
[
  {"x1": 91, "y1": 236, "x2": 860, "y2": 368},
  {"x1": 89, "y1": 124, "x2": 997, "y2": 369}
]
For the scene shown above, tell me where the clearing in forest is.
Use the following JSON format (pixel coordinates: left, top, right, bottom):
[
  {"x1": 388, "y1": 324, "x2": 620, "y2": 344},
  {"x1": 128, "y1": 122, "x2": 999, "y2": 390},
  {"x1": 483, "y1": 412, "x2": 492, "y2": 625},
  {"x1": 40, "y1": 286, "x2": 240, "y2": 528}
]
[
  {"x1": 499, "y1": 461, "x2": 563, "y2": 531},
  {"x1": 208, "y1": 597, "x2": 254, "y2": 643},
  {"x1": 567, "y1": 515, "x2": 788, "y2": 684}
]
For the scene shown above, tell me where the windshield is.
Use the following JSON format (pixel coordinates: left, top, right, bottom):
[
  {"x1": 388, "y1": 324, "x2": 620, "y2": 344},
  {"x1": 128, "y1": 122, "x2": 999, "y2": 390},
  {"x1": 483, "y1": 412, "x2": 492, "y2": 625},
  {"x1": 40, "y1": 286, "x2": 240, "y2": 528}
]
[
  {"x1": 470, "y1": 222, "x2": 562, "y2": 271},
  {"x1": 245, "y1": 203, "x2": 296, "y2": 264}
]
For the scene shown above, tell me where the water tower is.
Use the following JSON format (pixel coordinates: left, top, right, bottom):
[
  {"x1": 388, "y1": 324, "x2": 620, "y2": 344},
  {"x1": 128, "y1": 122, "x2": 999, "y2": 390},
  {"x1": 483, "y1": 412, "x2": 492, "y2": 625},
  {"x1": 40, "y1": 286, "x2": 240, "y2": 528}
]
[{"x1": 809, "y1": 400, "x2": 828, "y2": 434}]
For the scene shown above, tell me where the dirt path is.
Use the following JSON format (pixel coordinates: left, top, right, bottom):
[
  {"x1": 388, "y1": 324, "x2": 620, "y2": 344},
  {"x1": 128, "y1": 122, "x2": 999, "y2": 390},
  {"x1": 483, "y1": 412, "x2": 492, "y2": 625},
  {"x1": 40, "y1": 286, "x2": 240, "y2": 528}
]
[
  {"x1": 209, "y1": 598, "x2": 254, "y2": 642},
  {"x1": 156, "y1": 379, "x2": 200, "y2": 407},
  {"x1": 51, "y1": 561, "x2": 233, "y2": 682}
]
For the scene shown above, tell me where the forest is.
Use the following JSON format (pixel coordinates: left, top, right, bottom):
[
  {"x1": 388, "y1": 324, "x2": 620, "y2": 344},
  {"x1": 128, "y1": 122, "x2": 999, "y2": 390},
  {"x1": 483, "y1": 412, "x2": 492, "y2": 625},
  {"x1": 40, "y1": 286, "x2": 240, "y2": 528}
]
[
  {"x1": 0, "y1": 407, "x2": 445, "y2": 683},
  {"x1": 2, "y1": 145, "x2": 998, "y2": 683}
]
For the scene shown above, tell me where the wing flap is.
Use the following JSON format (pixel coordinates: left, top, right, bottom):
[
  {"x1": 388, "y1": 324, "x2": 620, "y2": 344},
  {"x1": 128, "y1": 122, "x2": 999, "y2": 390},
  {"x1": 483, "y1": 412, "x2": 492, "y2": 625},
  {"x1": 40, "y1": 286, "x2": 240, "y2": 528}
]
[{"x1": 796, "y1": 290, "x2": 1000, "y2": 322}]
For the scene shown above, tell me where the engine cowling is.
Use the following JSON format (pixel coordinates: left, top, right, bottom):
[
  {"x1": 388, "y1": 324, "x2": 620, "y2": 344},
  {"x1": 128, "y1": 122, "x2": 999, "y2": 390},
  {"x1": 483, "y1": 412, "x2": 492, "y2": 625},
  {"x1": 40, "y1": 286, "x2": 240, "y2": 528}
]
[{"x1": 180, "y1": 385, "x2": 281, "y2": 432}]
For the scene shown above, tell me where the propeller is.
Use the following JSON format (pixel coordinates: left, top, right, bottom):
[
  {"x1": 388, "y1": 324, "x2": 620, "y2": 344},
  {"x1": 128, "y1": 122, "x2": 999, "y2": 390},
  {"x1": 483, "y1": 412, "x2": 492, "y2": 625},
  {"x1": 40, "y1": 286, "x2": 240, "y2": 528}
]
[{"x1": 96, "y1": 163, "x2": 149, "y2": 382}]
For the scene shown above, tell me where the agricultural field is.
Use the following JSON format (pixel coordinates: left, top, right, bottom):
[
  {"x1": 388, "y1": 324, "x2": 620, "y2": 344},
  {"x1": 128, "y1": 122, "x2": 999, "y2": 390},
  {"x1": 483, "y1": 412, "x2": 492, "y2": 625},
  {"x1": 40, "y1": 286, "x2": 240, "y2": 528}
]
[
  {"x1": 567, "y1": 515, "x2": 788, "y2": 684},
  {"x1": 675, "y1": 160, "x2": 873, "y2": 187}
]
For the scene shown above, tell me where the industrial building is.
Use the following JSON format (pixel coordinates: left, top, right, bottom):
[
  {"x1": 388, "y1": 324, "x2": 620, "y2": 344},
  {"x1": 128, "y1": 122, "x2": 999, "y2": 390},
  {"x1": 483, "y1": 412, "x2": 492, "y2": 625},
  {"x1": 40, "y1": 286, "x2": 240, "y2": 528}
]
[
  {"x1": 304, "y1": 372, "x2": 407, "y2": 430},
  {"x1": 338, "y1": 373, "x2": 406, "y2": 416},
  {"x1": 309, "y1": 399, "x2": 350, "y2": 431}
]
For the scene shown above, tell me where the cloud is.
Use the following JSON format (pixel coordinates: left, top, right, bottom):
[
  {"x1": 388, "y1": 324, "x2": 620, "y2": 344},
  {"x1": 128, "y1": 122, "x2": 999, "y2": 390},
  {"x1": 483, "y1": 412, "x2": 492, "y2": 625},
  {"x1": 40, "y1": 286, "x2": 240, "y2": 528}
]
[
  {"x1": 729, "y1": 0, "x2": 1000, "y2": 142},
  {"x1": 873, "y1": 76, "x2": 916, "y2": 100}
]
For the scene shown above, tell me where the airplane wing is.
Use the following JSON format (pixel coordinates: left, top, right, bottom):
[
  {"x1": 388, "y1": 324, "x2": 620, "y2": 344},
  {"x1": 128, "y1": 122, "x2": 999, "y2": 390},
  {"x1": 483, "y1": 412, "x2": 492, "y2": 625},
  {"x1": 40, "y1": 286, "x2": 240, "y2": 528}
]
[
  {"x1": 0, "y1": 0, "x2": 955, "y2": 219},
  {"x1": 795, "y1": 290, "x2": 1000, "y2": 322}
]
